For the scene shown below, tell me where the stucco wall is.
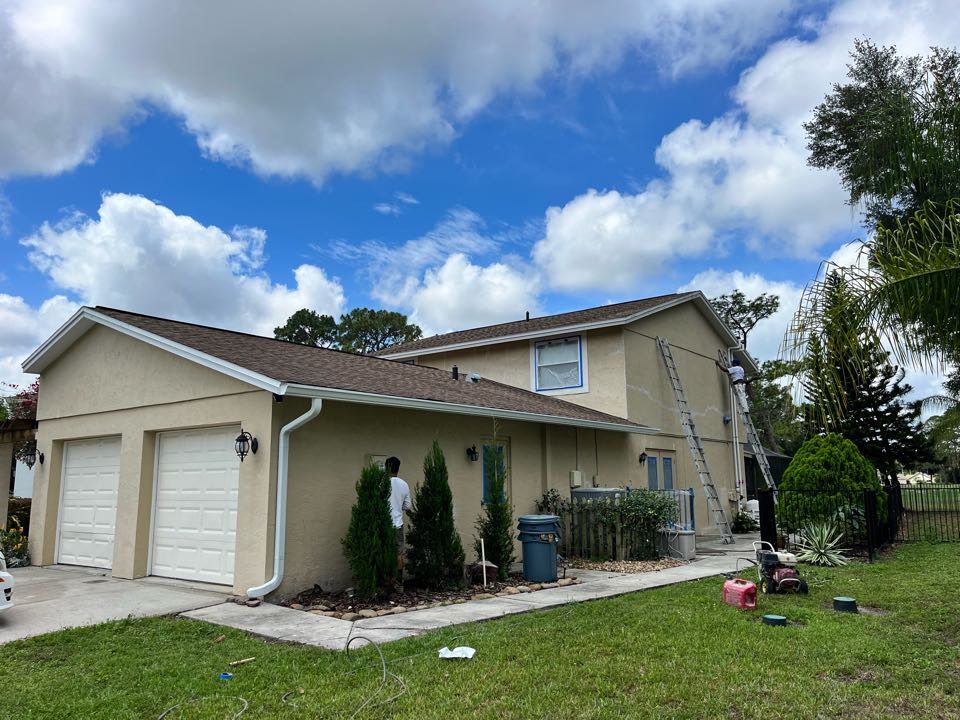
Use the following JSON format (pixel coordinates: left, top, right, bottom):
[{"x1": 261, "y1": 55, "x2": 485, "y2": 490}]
[
  {"x1": 414, "y1": 327, "x2": 627, "y2": 418},
  {"x1": 278, "y1": 399, "x2": 601, "y2": 596},
  {"x1": 402, "y1": 301, "x2": 747, "y2": 534},
  {"x1": 29, "y1": 326, "x2": 276, "y2": 595},
  {"x1": 623, "y1": 302, "x2": 743, "y2": 531}
]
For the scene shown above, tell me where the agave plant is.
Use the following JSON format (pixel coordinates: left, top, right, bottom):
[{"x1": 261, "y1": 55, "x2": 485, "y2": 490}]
[{"x1": 796, "y1": 521, "x2": 849, "y2": 567}]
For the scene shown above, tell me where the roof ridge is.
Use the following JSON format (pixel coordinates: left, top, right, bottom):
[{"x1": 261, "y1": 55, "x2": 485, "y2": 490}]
[
  {"x1": 378, "y1": 291, "x2": 696, "y2": 354},
  {"x1": 91, "y1": 305, "x2": 462, "y2": 377}
]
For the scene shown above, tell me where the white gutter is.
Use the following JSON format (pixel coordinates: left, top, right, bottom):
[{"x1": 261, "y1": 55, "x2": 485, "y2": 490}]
[
  {"x1": 283, "y1": 383, "x2": 658, "y2": 435},
  {"x1": 247, "y1": 398, "x2": 323, "y2": 598}
]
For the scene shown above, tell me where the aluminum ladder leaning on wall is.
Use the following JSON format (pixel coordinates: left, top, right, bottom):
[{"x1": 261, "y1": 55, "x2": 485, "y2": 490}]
[
  {"x1": 656, "y1": 336, "x2": 734, "y2": 544},
  {"x1": 731, "y1": 382, "x2": 778, "y2": 502}
]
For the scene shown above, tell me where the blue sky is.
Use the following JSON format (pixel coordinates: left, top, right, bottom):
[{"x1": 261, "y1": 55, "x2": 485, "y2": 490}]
[{"x1": 1, "y1": 0, "x2": 956, "y2": 397}]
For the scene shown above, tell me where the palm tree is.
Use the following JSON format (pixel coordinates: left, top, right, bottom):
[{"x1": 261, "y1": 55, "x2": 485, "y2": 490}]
[{"x1": 784, "y1": 200, "x2": 960, "y2": 424}]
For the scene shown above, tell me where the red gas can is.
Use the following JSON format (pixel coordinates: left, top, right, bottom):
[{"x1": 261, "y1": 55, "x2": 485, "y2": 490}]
[{"x1": 723, "y1": 577, "x2": 757, "y2": 609}]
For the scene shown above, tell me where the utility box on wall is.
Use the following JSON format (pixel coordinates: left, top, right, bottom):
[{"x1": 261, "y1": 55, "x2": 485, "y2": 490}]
[{"x1": 569, "y1": 470, "x2": 583, "y2": 488}]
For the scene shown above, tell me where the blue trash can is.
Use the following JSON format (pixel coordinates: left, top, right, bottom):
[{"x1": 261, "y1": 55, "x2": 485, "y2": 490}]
[{"x1": 517, "y1": 514, "x2": 561, "y2": 582}]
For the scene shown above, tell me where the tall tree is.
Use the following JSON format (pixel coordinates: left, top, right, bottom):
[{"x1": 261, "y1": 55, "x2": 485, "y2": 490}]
[
  {"x1": 788, "y1": 40, "x2": 960, "y2": 420},
  {"x1": 337, "y1": 308, "x2": 422, "y2": 354},
  {"x1": 709, "y1": 291, "x2": 779, "y2": 352},
  {"x1": 805, "y1": 39, "x2": 960, "y2": 233},
  {"x1": 273, "y1": 308, "x2": 338, "y2": 347}
]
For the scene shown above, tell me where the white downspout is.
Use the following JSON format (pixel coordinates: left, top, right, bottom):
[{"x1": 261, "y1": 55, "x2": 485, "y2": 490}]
[
  {"x1": 728, "y1": 348, "x2": 744, "y2": 513},
  {"x1": 247, "y1": 397, "x2": 323, "y2": 598}
]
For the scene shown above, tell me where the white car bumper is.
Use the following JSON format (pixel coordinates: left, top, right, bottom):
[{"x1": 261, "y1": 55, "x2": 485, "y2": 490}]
[{"x1": 0, "y1": 571, "x2": 13, "y2": 611}]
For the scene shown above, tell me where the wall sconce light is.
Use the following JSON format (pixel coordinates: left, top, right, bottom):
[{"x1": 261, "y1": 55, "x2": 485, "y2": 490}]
[
  {"x1": 235, "y1": 430, "x2": 259, "y2": 462},
  {"x1": 21, "y1": 440, "x2": 41, "y2": 469},
  {"x1": 638, "y1": 451, "x2": 647, "y2": 465},
  {"x1": 722, "y1": 415, "x2": 732, "y2": 425},
  {"x1": 466, "y1": 445, "x2": 479, "y2": 462}
]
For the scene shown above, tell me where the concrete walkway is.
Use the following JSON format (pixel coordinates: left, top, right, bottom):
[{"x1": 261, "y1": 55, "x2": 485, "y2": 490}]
[
  {"x1": 182, "y1": 543, "x2": 757, "y2": 651},
  {"x1": 1, "y1": 565, "x2": 229, "y2": 644}
]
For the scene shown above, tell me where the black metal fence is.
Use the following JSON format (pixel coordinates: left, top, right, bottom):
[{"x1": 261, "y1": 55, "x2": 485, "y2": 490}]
[
  {"x1": 896, "y1": 484, "x2": 960, "y2": 543},
  {"x1": 759, "y1": 483, "x2": 960, "y2": 561}
]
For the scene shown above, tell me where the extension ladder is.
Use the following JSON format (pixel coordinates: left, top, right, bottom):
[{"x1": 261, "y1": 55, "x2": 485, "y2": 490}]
[
  {"x1": 732, "y1": 383, "x2": 778, "y2": 501},
  {"x1": 656, "y1": 337, "x2": 734, "y2": 544}
]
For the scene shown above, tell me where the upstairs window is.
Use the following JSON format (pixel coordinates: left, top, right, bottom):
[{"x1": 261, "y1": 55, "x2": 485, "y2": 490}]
[{"x1": 534, "y1": 335, "x2": 583, "y2": 391}]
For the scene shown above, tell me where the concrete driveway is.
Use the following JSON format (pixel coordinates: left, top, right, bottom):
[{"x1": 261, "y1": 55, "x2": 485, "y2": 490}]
[{"x1": 0, "y1": 565, "x2": 228, "y2": 644}]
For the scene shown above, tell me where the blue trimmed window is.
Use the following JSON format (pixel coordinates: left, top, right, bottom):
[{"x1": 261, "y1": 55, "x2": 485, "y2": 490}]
[{"x1": 534, "y1": 335, "x2": 583, "y2": 391}]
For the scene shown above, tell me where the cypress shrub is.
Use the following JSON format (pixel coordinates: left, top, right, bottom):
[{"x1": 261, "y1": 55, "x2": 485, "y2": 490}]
[
  {"x1": 777, "y1": 433, "x2": 885, "y2": 533},
  {"x1": 342, "y1": 463, "x2": 397, "y2": 600},
  {"x1": 406, "y1": 440, "x2": 466, "y2": 589},
  {"x1": 473, "y1": 444, "x2": 514, "y2": 580}
]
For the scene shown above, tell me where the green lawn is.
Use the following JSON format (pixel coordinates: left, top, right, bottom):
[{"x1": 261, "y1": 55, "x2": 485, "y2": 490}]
[{"x1": 4, "y1": 544, "x2": 959, "y2": 719}]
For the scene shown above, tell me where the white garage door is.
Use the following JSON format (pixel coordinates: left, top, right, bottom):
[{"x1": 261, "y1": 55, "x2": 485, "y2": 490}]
[
  {"x1": 58, "y1": 437, "x2": 121, "y2": 569},
  {"x1": 151, "y1": 426, "x2": 240, "y2": 585}
]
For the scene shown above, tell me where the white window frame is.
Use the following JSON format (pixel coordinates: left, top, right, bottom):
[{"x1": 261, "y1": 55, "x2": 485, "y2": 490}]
[{"x1": 530, "y1": 334, "x2": 589, "y2": 396}]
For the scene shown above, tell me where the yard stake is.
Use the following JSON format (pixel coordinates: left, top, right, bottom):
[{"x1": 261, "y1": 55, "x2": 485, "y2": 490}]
[{"x1": 481, "y1": 538, "x2": 488, "y2": 587}]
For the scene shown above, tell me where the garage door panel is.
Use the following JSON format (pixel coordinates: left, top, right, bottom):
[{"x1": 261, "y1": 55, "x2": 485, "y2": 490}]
[
  {"x1": 58, "y1": 437, "x2": 121, "y2": 569},
  {"x1": 152, "y1": 426, "x2": 239, "y2": 585}
]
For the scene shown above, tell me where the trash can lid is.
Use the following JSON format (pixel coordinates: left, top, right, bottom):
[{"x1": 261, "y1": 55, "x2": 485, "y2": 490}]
[{"x1": 517, "y1": 514, "x2": 560, "y2": 524}]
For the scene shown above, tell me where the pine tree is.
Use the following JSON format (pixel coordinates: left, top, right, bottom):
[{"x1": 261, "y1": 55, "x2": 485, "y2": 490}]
[
  {"x1": 405, "y1": 440, "x2": 466, "y2": 589},
  {"x1": 473, "y1": 443, "x2": 514, "y2": 581},
  {"x1": 837, "y1": 361, "x2": 935, "y2": 485},
  {"x1": 342, "y1": 464, "x2": 397, "y2": 600}
]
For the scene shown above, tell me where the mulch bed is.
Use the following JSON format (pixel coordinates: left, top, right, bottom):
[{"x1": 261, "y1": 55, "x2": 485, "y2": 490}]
[
  {"x1": 568, "y1": 557, "x2": 687, "y2": 573},
  {"x1": 279, "y1": 573, "x2": 582, "y2": 620}
]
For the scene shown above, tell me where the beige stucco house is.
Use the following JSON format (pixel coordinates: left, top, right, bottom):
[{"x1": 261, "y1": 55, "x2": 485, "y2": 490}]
[
  {"x1": 377, "y1": 292, "x2": 758, "y2": 534},
  {"x1": 21, "y1": 307, "x2": 657, "y2": 597}
]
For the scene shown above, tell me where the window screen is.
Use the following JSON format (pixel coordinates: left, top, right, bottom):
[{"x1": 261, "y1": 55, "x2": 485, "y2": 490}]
[{"x1": 535, "y1": 336, "x2": 582, "y2": 391}]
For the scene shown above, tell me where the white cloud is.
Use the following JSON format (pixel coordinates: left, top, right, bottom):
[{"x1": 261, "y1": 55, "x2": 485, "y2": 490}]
[
  {"x1": 373, "y1": 203, "x2": 403, "y2": 216},
  {"x1": 399, "y1": 253, "x2": 539, "y2": 334},
  {"x1": 680, "y1": 269, "x2": 804, "y2": 362},
  {"x1": 20, "y1": 193, "x2": 345, "y2": 340},
  {"x1": 533, "y1": 0, "x2": 960, "y2": 292},
  {"x1": 395, "y1": 192, "x2": 419, "y2": 205},
  {"x1": 0, "y1": 294, "x2": 79, "y2": 389},
  {"x1": 1, "y1": 1, "x2": 793, "y2": 181}
]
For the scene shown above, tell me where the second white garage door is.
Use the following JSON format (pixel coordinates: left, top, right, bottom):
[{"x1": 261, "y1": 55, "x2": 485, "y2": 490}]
[{"x1": 151, "y1": 426, "x2": 240, "y2": 585}]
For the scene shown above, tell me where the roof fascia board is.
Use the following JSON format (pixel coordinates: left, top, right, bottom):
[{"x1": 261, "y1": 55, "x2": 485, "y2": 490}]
[
  {"x1": 21, "y1": 307, "x2": 93, "y2": 372},
  {"x1": 24, "y1": 308, "x2": 284, "y2": 394},
  {"x1": 380, "y1": 295, "x2": 701, "y2": 360},
  {"x1": 284, "y1": 383, "x2": 658, "y2": 435}
]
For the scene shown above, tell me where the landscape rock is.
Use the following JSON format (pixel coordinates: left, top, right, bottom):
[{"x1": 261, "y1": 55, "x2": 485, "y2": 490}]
[
  {"x1": 306, "y1": 604, "x2": 330, "y2": 612},
  {"x1": 528, "y1": 583, "x2": 543, "y2": 591},
  {"x1": 504, "y1": 586, "x2": 521, "y2": 594},
  {"x1": 517, "y1": 586, "x2": 532, "y2": 593},
  {"x1": 471, "y1": 593, "x2": 495, "y2": 600},
  {"x1": 541, "y1": 582, "x2": 559, "y2": 589},
  {"x1": 467, "y1": 561, "x2": 499, "y2": 584},
  {"x1": 358, "y1": 609, "x2": 378, "y2": 619},
  {"x1": 341, "y1": 612, "x2": 361, "y2": 622},
  {"x1": 393, "y1": 606, "x2": 407, "y2": 613},
  {"x1": 376, "y1": 609, "x2": 394, "y2": 617},
  {"x1": 289, "y1": 603, "x2": 304, "y2": 610},
  {"x1": 245, "y1": 599, "x2": 261, "y2": 607},
  {"x1": 557, "y1": 578, "x2": 574, "y2": 587}
]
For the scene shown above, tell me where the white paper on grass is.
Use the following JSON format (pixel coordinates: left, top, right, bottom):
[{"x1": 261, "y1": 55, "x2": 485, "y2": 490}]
[{"x1": 438, "y1": 646, "x2": 476, "y2": 659}]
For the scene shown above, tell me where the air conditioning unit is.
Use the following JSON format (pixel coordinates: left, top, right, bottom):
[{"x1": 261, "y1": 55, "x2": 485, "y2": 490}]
[
  {"x1": 569, "y1": 470, "x2": 583, "y2": 488},
  {"x1": 571, "y1": 487, "x2": 627, "y2": 502}
]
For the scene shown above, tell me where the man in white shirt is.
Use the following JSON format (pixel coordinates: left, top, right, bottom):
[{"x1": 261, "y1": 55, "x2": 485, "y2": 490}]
[
  {"x1": 716, "y1": 356, "x2": 746, "y2": 385},
  {"x1": 385, "y1": 456, "x2": 412, "y2": 577}
]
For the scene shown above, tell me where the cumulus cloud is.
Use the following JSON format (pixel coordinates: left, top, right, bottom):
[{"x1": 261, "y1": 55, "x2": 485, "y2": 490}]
[
  {"x1": 533, "y1": 0, "x2": 960, "y2": 292},
  {"x1": 1, "y1": 1, "x2": 793, "y2": 181},
  {"x1": 0, "y1": 294, "x2": 79, "y2": 389},
  {"x1": 680, "y1": 269, "x2": 804, "y2": 362},
  {"x1": 20, "y1": 193, "x2": 345, "y2": 339},
  {"x1": 400, "y1": 253, "x2": 539, "y2": 334}
]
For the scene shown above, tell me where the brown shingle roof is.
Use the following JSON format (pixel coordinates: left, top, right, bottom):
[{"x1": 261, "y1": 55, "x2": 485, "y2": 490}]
[
  {"x1": 93, "y1": 307, "x2": 653, "y2": 432},
  {"x1": 375, "y1": 293, "x2": 694, "y2": 356}
]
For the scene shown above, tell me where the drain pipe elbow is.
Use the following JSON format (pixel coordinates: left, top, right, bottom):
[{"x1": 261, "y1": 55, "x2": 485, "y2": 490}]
[{"x1": 247, "y1": 397, "x2": 323, "y2": 598}]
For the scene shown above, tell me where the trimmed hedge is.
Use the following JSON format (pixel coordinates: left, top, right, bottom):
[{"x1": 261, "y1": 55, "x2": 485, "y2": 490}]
[{"x1": 777, "y1": 433, "x2": 885, "y2": 532}]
